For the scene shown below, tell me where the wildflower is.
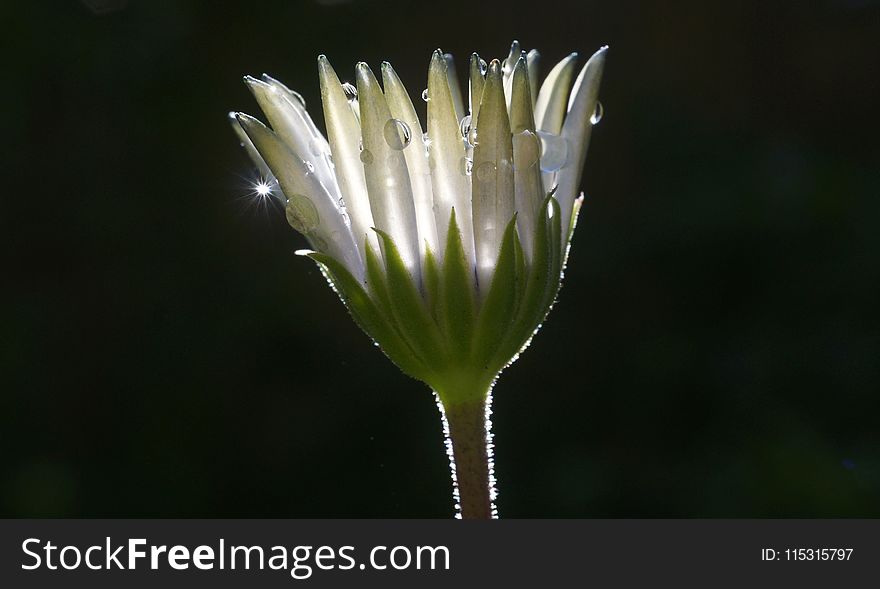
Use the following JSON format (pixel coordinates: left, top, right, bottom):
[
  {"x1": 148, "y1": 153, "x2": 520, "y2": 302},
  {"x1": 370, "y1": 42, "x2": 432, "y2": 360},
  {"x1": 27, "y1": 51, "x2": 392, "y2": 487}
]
[{"x1": 230, "y1": 40, "x2": 606, "y2": 518}]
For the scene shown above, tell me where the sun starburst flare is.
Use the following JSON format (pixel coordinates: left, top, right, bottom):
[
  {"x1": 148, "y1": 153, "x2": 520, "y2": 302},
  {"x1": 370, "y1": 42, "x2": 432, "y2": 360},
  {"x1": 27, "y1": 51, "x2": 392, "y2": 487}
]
[{"x1": 229, "y1": 40, "x2": 606, "y2": 518}]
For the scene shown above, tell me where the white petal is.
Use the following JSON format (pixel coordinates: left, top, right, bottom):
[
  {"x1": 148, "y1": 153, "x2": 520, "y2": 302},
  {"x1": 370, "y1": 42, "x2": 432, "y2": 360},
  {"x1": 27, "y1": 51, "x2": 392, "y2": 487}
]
[
  {"x1": 427, "y1": 50, "x2": 475, "y2": 269},
  {"x1": 228, "y1": 111, "x2": 275, "y2": 186},
  {"x1": 534, "y1": 52, "x2": 578, "y2": 134},
  {"x1": 501, "y1": 40, "x2": 521, "y2": 110},
  {"x1": 382, "y1": 62, "x2": 440, "y2": 263},
  {"x1": 526, "y1": 49, "x2": 540, "y2": 107},
  {"x1": 466, "y1": 52, "x2": 486, "y2": 165},
  {"x1": 355, "y1": 62, "x2": 421, "y2": 278},
  {"x1": 468, "y1": 53, "x2": 486, "y2": 120},
  {"x1": 508, "y1": 58, "x2": 543, "y2": 264},
  {"x1": 444, "y1": 53, "x2": 465, "y2": 124},
  {"x1": 557, "y1": 46, "x2": 607, "y2": 245},
  {"x1": 236, "y1": 113, "x2": 363, "y2": 279},
  {"x1": 259, "y1": 73, "x2": 341, "y2": 199},
  {"x1": 472, "y1": 60, "x2": 515, "y2": 292},
  {"x1": 243, "y1": 76, "x2": 339, "y2": 201},
  {"x1": 317, "y1": 55, "x2": 380, "y2": 262}
]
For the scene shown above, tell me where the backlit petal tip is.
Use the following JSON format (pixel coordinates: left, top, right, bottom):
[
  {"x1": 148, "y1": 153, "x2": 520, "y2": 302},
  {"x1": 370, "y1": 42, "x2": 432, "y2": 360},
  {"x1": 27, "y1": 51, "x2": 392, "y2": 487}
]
[
  {"x1": 534, "y1": 52, "x2": 579, "y2": 134},
  {"x1": 508, "y1": 56, "x2": 535, "y2": 133},
  {"x1": 260, "y1": 73, "x2": 308, "y2": 107},
  {"x1": 469, "y1": 53, "x2": 486, "y2": 121},
  {"x1": 229, "y1": 112, "x2": 275, "y2": 182},
  {"x1": 444, "y1": 52, "x2": 465, "y2": 122},
  {"x1": 504, "y1": 40, "x2": 521, "y2": 68},
  {"x1": 294, "y1": 249, "x2": 317, "y2": 256},
  {"x1": 525, "y1": 49, "x2": 540, "y2": 105},
  {"x1": 567, "y1": 46, "x2": 608, "y2": 114},
  {"x1": 244, "y1": 74, "x2": 340, "y2": 201}
]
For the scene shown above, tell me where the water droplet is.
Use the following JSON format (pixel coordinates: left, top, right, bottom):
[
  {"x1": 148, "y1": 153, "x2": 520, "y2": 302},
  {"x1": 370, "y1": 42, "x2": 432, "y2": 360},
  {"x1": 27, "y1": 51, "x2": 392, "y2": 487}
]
[
  {"x1": 383, "y1": 118, "x2": 412, "y2": 150},
  {"x1": 286, "y1": 195, "x2": 320, "y2": 234},
  {"x1": 341, "y1": 82, "x2": 358, "y2": 101},
  {"x1": 358, "y1": 138, "x2": 364, "y2": 151},
  {"x1": 421, "y1": 88, "x2": 429, "y2": 102},
  {"x1": 460, "y1": 156, "x2": 473, "y2": 176},
  {"x1": 590, "y1": 100, "x2": 604, "y2": 125},
  {"x1": 479, "y1": 58, "x2": 488, "y2": 75},
  {"x1": 337, "y1": 196, "x2": 346, "y2": 208},
  {"x1": 359, "y1": 148, "x2": 374, "y2": 164},
  {"x1": 475, "y1": 161, "x2": 496, "y2": 182},
  {"x1": 536, "y1": 130, "x2": 569, "y2": 172},
  {"x1": 304, "y1": 160, "x2": 315, "y2": 173},
  {"x1": 459, "y1": 115, "x2": 472, "y2": 140}
]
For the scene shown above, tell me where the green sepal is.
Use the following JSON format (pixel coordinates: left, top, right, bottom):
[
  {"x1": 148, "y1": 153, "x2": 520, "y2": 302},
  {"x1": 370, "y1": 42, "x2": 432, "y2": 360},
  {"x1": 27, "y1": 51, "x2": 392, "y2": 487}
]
[
  {"x1": 472, "y1": 215, "x2": 521, "y2": 372},
  {"x1": 373, "y1": 228, "x2": 446, "y2": 372},
  {"x1": 439, "y1": 209, "x2": 476, "y2": 362},
  {"x1": 365, "y1": 239, "x2": 393, "y2": 313},
  {"x1": 512, "y1": 220, "x2": 527, "y2": 313},
  {"x1": 301, "y1": 251, "x2": 427, "y2": 380},
  {"x1": 423, "y1": 244, "x2": 441, "y2": 322},
  {"x1": 491, "y1": 195, "x2": 563, "y2": 369}
]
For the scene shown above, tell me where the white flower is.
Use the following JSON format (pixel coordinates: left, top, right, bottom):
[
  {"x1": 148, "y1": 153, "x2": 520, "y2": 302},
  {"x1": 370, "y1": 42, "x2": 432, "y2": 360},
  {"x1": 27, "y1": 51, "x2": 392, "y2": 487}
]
[{"x1": 230, "y1": 41, "x2": 606, "y2": 518}]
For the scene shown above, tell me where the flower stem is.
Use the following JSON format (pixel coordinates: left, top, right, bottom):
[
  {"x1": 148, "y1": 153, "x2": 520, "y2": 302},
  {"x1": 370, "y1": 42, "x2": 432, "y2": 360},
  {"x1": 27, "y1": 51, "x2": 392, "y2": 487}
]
[{"x1": 436, "y1": 390, "x2": 495, "y2": 519}]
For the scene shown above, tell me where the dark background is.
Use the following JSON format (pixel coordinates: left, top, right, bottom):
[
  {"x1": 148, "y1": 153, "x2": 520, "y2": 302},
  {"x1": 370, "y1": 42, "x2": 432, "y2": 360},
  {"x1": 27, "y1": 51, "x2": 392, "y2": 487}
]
[{"x1": 2, "y1": 0, "x2": 878, "y2": 517}]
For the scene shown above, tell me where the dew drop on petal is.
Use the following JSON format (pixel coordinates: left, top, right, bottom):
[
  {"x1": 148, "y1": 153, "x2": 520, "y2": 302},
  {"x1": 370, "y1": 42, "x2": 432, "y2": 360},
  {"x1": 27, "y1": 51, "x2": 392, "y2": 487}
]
[
  {"x1": 536, "y1": 130, "x2": 569, "y2": 172},
  {"x1": 383, "y1": 118, "x2": 412, "y2": 150},
  {"x1": 475, "y1": 161, "x2": 496, "y2": 182},
  {"x1": 310, "y1": 234, "x2": 329, "y2": 252},
  {"x1": 304, "y1": 160, "x2": 315, "y2": 173},
  {"x1": 479, "y1": 58, "x2": 488, "y2": 75},
  {"x1": 421, "y1": 88, "x2": 429, "y2": 102},
  {"x1": 286, "y1": 195, "x2": 320, "y2": 234},
  {"x1": 460, "y1": 156, "x2": 473, "y2": 176},
  {"x1": 590, "y1": 100, "x2": 604, "y2": 125},
  {"x1": 341, "y1": 82, "x2": 358, "y2": 102},
  {"x1": 360, "y1": 148, "x2": 374, "y2": 164},
  {"x1": 459, "y1": 115, "x2": 472, "y2": 140}
]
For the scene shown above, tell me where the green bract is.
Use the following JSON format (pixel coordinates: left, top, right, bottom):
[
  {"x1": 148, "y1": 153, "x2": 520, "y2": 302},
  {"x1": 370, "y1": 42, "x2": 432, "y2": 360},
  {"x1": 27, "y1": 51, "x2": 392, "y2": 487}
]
[{"x1": 230, "y1": 41, "x2": 605, "y2": 408}]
